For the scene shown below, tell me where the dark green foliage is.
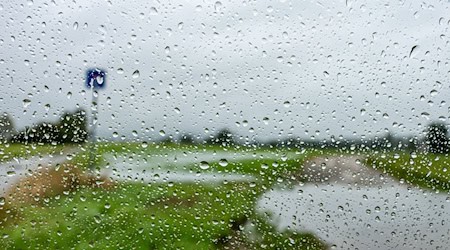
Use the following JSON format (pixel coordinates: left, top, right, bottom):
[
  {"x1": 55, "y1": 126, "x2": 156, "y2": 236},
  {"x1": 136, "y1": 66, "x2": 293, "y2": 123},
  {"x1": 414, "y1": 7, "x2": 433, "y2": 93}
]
[
  {"x1": 207, "y1": 128, "x2": 235, "y2": 146},
  {"x1": 425, "y1": 122, "x2": 449, "y2": 154},
  {"x1": 179, "y1": 133, "x2": 195, "y2": 144},
  {"x1": 0, "y1": 113, "x2": 14, "y2": 142},
  {"x1": 366, "y1": 152, "x2": 450, "y2": 191},
  {"x1": 12, "y1": 109, "x2": 88, "y2": 144}
]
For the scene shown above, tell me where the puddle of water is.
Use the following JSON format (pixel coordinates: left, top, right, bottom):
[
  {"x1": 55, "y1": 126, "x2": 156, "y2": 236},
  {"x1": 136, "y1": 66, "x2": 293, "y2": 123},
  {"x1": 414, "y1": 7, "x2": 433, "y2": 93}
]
[
  {"x1": 104, "y1": 150, "x2": 294, "y2": 171},
  {"x1": 103, "y1": 168, "x2": 253, "y2": 183},
  {"x1": 102, "y1": 151, "x2": 265, "y2": 183},
  {"x1": 257, "y1": 183, "x2": 450, "y2": 249}
]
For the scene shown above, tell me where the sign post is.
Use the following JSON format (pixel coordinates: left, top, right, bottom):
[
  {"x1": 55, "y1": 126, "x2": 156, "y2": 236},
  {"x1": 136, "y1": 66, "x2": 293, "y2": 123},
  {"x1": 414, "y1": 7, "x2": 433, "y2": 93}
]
[{"x1": 85, "y1": 68, "x2": 106, "y2": 170}]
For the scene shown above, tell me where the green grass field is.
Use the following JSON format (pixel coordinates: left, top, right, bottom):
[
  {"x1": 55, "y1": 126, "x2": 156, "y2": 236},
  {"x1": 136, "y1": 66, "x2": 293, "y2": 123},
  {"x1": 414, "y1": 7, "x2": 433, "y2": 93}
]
[
  {"x1": 366, "y1": 152, "x2": 450, "y2": 191},
  {"x1": 0, "y1": 143, "x2": 327, "y2": 249},
  {"x1": 0, "y1": 182, "x2": 325, "y2": 249},
  {"x1": 3, "y1": 142, "x2": 450, "y2": 249}
]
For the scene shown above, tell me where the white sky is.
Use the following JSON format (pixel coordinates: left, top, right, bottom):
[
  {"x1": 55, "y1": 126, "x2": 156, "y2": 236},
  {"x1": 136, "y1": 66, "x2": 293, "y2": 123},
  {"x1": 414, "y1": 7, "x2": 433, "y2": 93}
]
[{"x1": 1, "y1": 0, "x2": 449, "y2": 141}]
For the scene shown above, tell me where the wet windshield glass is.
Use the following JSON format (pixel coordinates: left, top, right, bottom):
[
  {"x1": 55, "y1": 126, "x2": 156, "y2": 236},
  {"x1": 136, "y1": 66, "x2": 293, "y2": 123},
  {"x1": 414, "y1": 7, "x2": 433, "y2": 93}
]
[{"x1": 0, "y1": 0, "x2": 449, "y2": 249}]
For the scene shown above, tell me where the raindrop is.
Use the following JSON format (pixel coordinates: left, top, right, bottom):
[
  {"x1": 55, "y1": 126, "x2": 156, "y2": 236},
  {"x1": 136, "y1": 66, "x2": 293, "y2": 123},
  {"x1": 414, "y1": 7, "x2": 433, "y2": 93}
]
[
  {"x1": 73, "y1": 22, "x2": 78, "y2": 30},
  {"x1": 96, "y1": 75, "x2": 104, "y2": 85},
  {"x1": 409, "y1": 45, "x2": 420, "y2": 58},
  {"x1": 219, "y1": 159, "x2": 228, "y2": 167},
  {"x1": 421, "y1": 112, "x2": 430, "y2": 120},
  {"x1": 346, "y1": 0, "x2": 353, "y2": 7},
  {"x1": 149, "y1": 7, "x2": 158, "y2": 15},
  {"x1": 214, "y1": 1, "x2": 222, "y2": 12},
  {"x1": 23, "y1": 99, "x2": 31, "y2": 108},
  {"x1": 132, "y1": 70, "x2": 140, "y2": 79},
  {"x1": 94, "y1": 215, "x2": 101, "y2": 224},
  {"x1": 200, "y1": 161, "x2": 210, "y2": 170}
]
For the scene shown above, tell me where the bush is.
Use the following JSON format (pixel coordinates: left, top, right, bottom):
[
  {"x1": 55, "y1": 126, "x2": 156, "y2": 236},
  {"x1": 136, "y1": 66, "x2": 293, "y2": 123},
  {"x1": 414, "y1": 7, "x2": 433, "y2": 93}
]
[{"x1": 425, "y1": 122, "x2": 449, "y2": 154}]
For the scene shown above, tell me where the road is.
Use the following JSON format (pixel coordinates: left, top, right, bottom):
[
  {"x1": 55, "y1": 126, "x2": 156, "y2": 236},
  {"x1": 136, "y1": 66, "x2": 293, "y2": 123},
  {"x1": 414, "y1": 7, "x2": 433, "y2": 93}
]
[
  {"x1": 0, "y1": 151, "x2": 75, "y2": 195},
  {"x1": 258, "y1": 155, "x2": 450, "y2": 249},
  {"x1": 301, "y1": 155, "x2": 395, "y2": 185}
]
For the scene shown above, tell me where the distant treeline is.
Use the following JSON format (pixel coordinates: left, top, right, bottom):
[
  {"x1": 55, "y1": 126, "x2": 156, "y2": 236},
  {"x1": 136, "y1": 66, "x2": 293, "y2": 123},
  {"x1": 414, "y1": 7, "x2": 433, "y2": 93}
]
[
  {"x1": 1, "y1": 108, "x2": 448, "y2": 153},
  {"x1": 0, "y1": 109, "x2": 88, "y2": 144},
  {"x1": 179, "y1": 129, "x2": 418, "y2": 150},
  {"x1": 262, "y1": 135, "x2": 418, "y2": 151},
  {"x1": 179, "y1": 122, "x2": 450, "y2": 153}
]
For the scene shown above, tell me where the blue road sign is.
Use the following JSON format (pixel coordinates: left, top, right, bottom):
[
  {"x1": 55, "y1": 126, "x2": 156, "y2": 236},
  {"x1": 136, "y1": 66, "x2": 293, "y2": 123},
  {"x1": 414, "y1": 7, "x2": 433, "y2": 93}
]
[{"x1": 85, "y1": 68, "x2": 106, "y2": 89}]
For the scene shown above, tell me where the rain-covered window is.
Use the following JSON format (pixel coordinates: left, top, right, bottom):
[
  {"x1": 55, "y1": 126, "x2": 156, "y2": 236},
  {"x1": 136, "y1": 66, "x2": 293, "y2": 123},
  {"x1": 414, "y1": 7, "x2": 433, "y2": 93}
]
[{"x1": 0, "y1": 0, "x2": 449, "y2": 249}]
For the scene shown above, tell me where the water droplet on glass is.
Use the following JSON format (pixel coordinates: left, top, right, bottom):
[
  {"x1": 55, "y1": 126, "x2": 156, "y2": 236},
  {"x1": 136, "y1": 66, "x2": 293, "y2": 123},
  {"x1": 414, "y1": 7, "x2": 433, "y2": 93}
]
[
  {"x1": 94, "y1": 215, "x2": 101, "y2": 224},
  {"x1": 132, "y1": 70, "x2": 140, "y2": 79},
  {"x1": 200, "y1": 161, "x2": 210, "y2": 170},
  {"x1": 219, "y1": 159, "x2": 228, "y2": 167},
  {"x1": 409, "y1": 45, "x2": 420, "y2": 58},
  {"x1": 96, "y1": 75, "x2": 104, "y2": 85},
  {"x1": 421, "y1": 112, "x2": 430, "y2": 120},
  {"x1": 23, "y1": 99, "x2": 31, "y2": 108},
  {"x1": 149, "y1": 7, "x2": 158, "y2": 15},
  {"x1": 214, "y1": 1, "x2": 222, "y2": 12}
]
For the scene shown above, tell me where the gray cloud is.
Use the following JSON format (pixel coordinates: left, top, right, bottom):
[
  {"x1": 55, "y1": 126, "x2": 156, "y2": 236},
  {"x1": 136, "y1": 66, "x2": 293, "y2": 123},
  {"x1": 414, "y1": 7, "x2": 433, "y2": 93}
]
[{"x1": 0, "y1": 0, "x2": 449, "y2": 141}]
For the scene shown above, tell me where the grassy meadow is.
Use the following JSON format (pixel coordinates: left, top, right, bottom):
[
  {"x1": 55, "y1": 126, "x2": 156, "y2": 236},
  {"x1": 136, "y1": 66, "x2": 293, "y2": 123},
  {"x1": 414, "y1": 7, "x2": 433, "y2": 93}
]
[
  {"x1": 0, "y1": 143, "x2": 327, "y2": 249},
  {"x1": 1, "y1": 142, "x2": 450, "y2": 249}
]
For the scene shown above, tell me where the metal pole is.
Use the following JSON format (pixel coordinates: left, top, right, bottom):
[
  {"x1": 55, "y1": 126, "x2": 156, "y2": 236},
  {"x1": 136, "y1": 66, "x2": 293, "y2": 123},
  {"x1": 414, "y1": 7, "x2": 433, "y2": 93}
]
[{"x1": 88, "y1": 88, "x2": 98, "y2": 170}]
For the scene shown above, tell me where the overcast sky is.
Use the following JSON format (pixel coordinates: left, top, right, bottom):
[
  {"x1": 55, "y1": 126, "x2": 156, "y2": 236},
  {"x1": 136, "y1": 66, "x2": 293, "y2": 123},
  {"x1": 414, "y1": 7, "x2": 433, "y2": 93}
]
[{"x1": 1, "y1": 0, "x2": 449, "y2": 142}]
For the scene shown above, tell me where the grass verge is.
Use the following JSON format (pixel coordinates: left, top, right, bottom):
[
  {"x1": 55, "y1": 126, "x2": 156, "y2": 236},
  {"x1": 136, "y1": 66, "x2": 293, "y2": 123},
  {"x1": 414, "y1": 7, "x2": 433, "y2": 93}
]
[{"x1": 366, "y1": 152, "x2": 450, "y2": 192}]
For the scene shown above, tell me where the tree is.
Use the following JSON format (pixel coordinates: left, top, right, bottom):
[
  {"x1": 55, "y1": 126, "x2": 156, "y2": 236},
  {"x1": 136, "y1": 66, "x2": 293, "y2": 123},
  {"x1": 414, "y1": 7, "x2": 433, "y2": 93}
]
[
  {"x1": 207, "y1": 129, "x2": 234, "y2": 146},
  {"x1": 0, "y1": 113, "x2": 14, "y2": 142},
  {"x1": 179, "y1": 133, "x2": 195, "y2": 144},
  {"x1": 425, "y1": 122, "x2": 449, "y2": 154},
  {"x1": 11, "y1": 109, "x2": 88, "y2": 144},
  {"x1": 57, "y1": 109, "x2": 88, "y2": 143}
]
